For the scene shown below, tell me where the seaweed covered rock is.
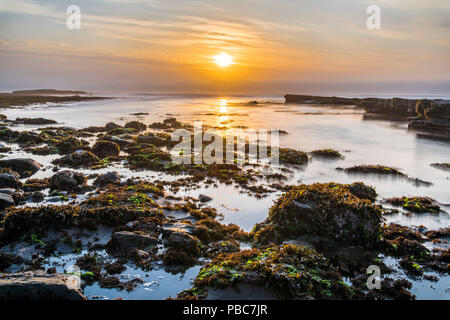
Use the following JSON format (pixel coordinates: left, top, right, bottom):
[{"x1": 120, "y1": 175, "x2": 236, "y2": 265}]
[
  {"x1": 0, "y1": 173, "x2": 22, "y2": 189},
  {"x1": 278, "y1": 148, "x2": 308, "y2": 165},
  {"x1": 1, "y1": 205, "x2": 162, "y2": 241},
  {"x1": 137, "y1": 133, "x2": 176, "y2": 148},
  {"x1": 0, "y1": 158, "x2": 42, "y2": 178},
  {"x1": 56, "y1": 136, "x2": 86, "y2": 155},
  {"x1": 347, "y1": 182, "x2": 377, "y2": 202},
  {"x1": 430, "y1": 163, "x2": 450, "y2": 171},
  {"x1": 253, "y1": 182, "x2": 383, "y2": 247},
  {"x1": 0, "y1": 127, "x2": 19, "y2": 142},
  {"x1": 409, "y1": 100, "x2": 450, "y2": 133},
  {"x1": 93, "y1": 171, "x2": 120, "y2": 187},
  {"x1": 14, "y1": 118, "x2": 57, "y2": 125},
  {"x1": 181, "y1": 244, "x2": 353, "y2": 300},
  {"x1": 126, "y1": 146, "x2": 171, "y2": 170},
  {"x1": 125, "y1": 121, "x2": 147, "y2": 132},
  {"x1": 49, "y1": 170, "x2": 87, "y2": 192},
  {"x1": 105, "y1": 122, "x2": 120, "y2": 131},
  {"x1": 16, "y1": 131, "x2": 43, "y2": 145},
  {"x1": 0, "y1": 271, "x2": 85, "y2": 300},
  {"x1": 162, "y1": 228, "x2": 201, "y2": 254},
  {"x1": 52, "y1": 150, "x2": 100, "y2": 168},
  {"x1": 311, "y1": 149, "x2": 343, "y2": 159},
  {"x1": 385, "y1": 196, "x2": 440, "y2": 214},
  {"x1": 92, "y1": 140, "x2": 120, "y2": 159},
  {"x1": 0, "y1": 193, "x2": 14, "y2": 210},
  {"x1": 107, "y1": 231, "x2": 158, "y2": 255},
  {"x1": 343, "y1": 165, "x2": 405, "y2": 176}
]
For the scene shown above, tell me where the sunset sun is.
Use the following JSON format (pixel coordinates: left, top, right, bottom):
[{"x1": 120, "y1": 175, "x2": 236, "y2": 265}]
[{"x1": 213, "y1": 52, "x2": 233, "y2": 67}]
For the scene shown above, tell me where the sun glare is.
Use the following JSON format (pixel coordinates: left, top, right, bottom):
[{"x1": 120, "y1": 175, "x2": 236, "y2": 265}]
[{"x1": 213, "y1": 53, "x2": 233, "y2": 67}]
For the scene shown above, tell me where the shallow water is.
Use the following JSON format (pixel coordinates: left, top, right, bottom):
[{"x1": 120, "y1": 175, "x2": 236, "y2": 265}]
[
  {"x1": 3, "y1": 94, "x2": 449, "y2": 230},
  {"x1": 1, "y1": 94, "x2": 449, "y2": 299}
]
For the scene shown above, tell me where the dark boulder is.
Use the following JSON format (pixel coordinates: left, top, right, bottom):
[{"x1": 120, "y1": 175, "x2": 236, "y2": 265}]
[
  {"x1": 0, "y1": 271, "x2": 85, "y2": 300},
  {"x1": 0, "y1": 173, "x2": 22, "y2": 189},
  {"x1": 105, "y1": 122, "x2": 120, "y2": 131},
  {"x1": 107, "y1": 231, "x2": 158, "y2": 255},
  {"x1": 162, "y1": 228, "x2": 201, "y2": 254},
  {"x1": 16, "y1": 131, "x2": 43, "y2": 145},
  {"x1": 0, "y1": 192, "x2": 14, "y2": 210},
  {"x1": 125, "y1": 121, "x2": 147, "y2": 132},
  {"x1": 199, "y1": 194, "x2": 213, "y2": 202},
  {"x1": 0, "y1": 128, "x2": 18, "y2": 141},
  {"x1": 52, "y1": 151, "x2": 100, "y2": 168},
  {"x1": 49, "y1": 170, "x2": 87, "y2": 192},
  {"x1": 0, "y1": 158, "x2": 42, "y2": 178},
  {"x1": 14, "y1": 118, "x2": 57, "y2": 125},
  {"x1": 93, "y1": 171, "x2": 120, "y2": 187},
  {"x1": 91, "y1": 140, "x2": 120, "y2": 159},
  {"x1": 56, "y1": 136, "x2": 86, "y2": 154}
]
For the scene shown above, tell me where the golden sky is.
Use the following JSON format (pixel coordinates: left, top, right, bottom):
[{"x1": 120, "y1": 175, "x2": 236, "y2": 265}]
[{"x1": 0, "y1": 0, "x2": 449, "y2": 94}]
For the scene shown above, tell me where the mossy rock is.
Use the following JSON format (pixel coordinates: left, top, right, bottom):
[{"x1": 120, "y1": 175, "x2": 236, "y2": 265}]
[
  {"x1": 344, "y1": 165, "x2": 405, "y2": 176},
  {"x1": 253, "y1": 182, "x2": 383, "y2": 247},
  {"x1": 311, "y1": 149, "x2": 343, "y2": 159},
  {"x1": 430, "y1": 163, "x2": 450, "y2": 172},
  {"x1": 385, "y1": 196, "x2": 440, "y2": 214},
  {"x1": 181, "y1": 244, "x2": 353, "y2": 300},
  {"x1": 278, "y1": 148, "x2": 308, "y2": 165}
]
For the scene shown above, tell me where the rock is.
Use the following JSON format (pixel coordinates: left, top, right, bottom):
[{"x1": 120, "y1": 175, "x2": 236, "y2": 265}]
[
  {"x1": 0, "y1": 143, "x2": 11, "y2": 152},
  {"x1": 105, "y1": 122, "x2": 120, "y2": 131},
  {"x1": 284, "y1": 95, "x2": 439, "y2": 118},
  {"x1": 409, "y1": 100, "x2": 450, "y2": 133},
  {"x1": 0, "y1": 158, "x2": 42, "y2": 178},
  {"x1": 56, "y1": 136, "x2": 86, "y2": 154},
  {"x1": 0, "y1": 271, "x2": 85, "y2": 300},
  {"x1": 162, "y1": 228, "x2": 200, "y2": 253},
  {"x1": 29, "y1": 191, "x2": 45, "y2": 203},
  {"x1": 0, "y1": 173, "x2": 22, "y2": 189},
  {"x1": 0, "y1": 188, "x2": 16, "y2": 195},
  {"x1": 137, "y1": 133, "x2": 165, "y2": 146},
  {"x1": 14, "y1": 118, "x2": 57, "y2": 125},
  {"x1": 16, "y1": 131, "x2": 43, "y2": 145},
  {"x1": 347, "y1": 182, "x2": 377, "y2": 202},
  {"x1": 107, "y1": 231, "x2": 158, "y2": 254},
  {"x1": 199, "y1": 194, "x2": 213, "y2": 202},
  {"x1": 409, "y1": 118, "x2": 450, "y2": 133},
  {"x1": 0, "y1": 128, "x2": 19, "y2": 141},
  {"x1": 0, "y1": 114, "x2": 6, "y2": 121},
  {"x1": 49, "y1": 170, "x2": 87, "y2": 192},
  {"x1": 0, "y1": 193, "x2": 14, "y2": 210},
  {"x1": 253, "y1": 182, "x2": 383, "y2": 247},
  {"x1": 52, "y1": 150, "x2": 100, "y2": 168},
  {"x1": 91, "y1": 140, "x2": 120, "y2": 159},
  {"x1": 279, "y1": 148, "x2": 308, "y2": 165},
  {"x1": 285, "y1": 94, "x2": 357, "y2": 105},
  {"x1": 93, "y1": 171, "x2": 120, "y2": 187},
  {"x1": 416, "y1": 100, "x2": 450, "y2": 120},
  {"x1": 100, "y1": 135, "x2": 133, "y2": 148},
  {"x1": 125, "y1": 121, "x2": 147, "y2": 132}
]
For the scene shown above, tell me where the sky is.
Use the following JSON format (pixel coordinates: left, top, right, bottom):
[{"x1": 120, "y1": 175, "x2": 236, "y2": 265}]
[{"x1": 0, "y1": 0, "x2": 449, "y2": 95}]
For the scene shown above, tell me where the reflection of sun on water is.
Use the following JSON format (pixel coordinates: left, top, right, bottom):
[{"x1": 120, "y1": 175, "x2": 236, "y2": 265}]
[{"x1": 218, "y1": 99, "x2": 228, "y2": 113}]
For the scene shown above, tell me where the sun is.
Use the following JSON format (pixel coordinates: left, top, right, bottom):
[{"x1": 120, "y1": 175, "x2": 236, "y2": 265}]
[{"x1": 213, "y1": 52, "x2": 233, "y2": 68}]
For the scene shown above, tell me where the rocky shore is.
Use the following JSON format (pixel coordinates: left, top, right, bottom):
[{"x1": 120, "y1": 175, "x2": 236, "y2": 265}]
[
  {"x1": 285, "y1": 94, "x2": 450, "y2": 135},
  {"x1": 0, "y1": 107, "x2": 448, "y2": 300}
]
